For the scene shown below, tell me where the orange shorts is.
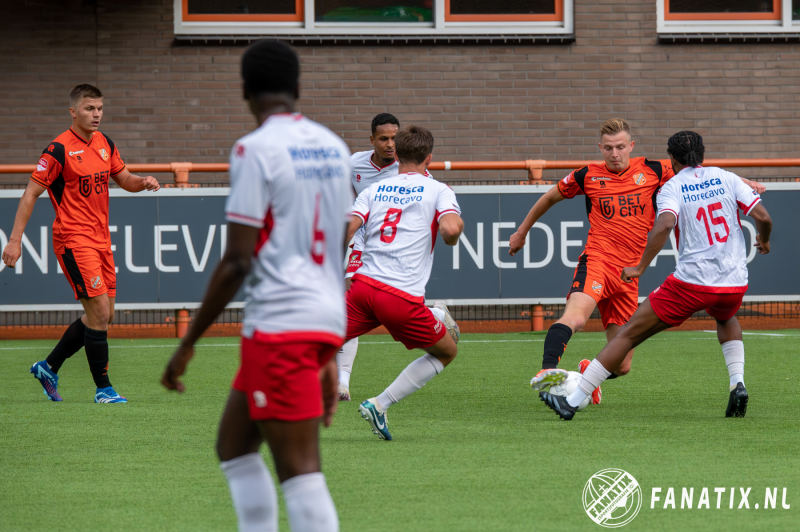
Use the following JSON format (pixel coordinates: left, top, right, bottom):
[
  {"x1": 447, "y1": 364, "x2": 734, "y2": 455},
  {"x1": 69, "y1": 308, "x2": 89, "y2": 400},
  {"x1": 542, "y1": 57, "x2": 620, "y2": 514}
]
[
  {"x1": 232, "y1": 334, "x2": 340, "y2": 422},
  {"x1": 57, "y1": 247, "x2": 116, "y2": 299},
  {"x1": 567, "y1": 253, "x2": 638, "y2": 329}
]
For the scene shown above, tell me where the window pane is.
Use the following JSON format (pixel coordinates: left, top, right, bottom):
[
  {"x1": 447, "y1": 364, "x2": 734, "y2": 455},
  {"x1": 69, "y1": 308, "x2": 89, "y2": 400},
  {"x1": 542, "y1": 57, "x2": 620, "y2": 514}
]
[
  {"x1": 315, "y1": 0, "x2": 433, "y2": 22},
  {"x1": 449, "y1": 0, "x2": 555, "y2": 15},
  {"x1": 669, "y1": 0, "x2": 772, "y2": 13},
  {"x1": 794, "y1": 0, "x2": 800, "y2": 19},
  {"x1": 187, "y1": 0, "x2": 296, "y2": 15}
]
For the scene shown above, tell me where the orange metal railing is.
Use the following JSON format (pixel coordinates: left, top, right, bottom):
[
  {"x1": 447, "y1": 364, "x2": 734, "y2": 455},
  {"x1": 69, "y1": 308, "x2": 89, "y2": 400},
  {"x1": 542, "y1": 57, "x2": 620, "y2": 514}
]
[{"x1": 2, "y1": 158, "x2": 799, "y2": 186}]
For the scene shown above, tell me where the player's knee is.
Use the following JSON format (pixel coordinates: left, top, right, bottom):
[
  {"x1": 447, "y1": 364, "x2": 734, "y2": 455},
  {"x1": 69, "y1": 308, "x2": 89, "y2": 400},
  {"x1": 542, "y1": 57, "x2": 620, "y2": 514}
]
[
  {"x1": 557, "y1": 316, "x2": 584, "y2": 333},
  {"x1": 107, "y1": 313, "x2": 114, "y2": 325}
]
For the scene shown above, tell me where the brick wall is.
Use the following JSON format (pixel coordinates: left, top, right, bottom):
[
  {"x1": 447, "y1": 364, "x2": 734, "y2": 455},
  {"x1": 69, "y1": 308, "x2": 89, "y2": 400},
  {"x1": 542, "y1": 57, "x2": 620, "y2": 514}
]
[{"x1": 2, "y1": 0, "x2": 799, "y2": 186}]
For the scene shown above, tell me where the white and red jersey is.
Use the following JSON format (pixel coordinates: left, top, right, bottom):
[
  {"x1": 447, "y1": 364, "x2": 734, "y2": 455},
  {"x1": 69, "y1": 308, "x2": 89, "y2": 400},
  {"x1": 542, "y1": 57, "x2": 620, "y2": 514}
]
[
  {"x1": 348, "y1": 150, "x2": 432, "y2": 257},
  {"x1": 225, "y1": 113, "x2": 353, "y2": 341},
  {"x1": 656, "y1": 166, "x2": 761, "y2": 292},
  {"x1": 350, "y1": 172, "x2": 460, "y2": 302}
]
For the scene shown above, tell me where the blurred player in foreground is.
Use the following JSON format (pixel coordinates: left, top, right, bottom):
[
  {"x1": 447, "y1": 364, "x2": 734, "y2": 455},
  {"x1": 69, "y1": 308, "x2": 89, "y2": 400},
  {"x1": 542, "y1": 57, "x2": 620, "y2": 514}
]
[
  {"x1": 161, "y1": 41, "x2": 351, "y2": 532},
  {"x1": 510, "y1": 118, "x2": 763, "y2": 404},
  {"x1": 2, "y1": 83, "x2": 159, "y2": 404},
  {"x1": 337, "y1": 113, "x2": 453, "y2": 402},
  {"x1": 540, "y1": 131, "x2": 772, "y2": 420},
  {"x1": 345, "y1": 126, "x2": 463, "y2": 440}
]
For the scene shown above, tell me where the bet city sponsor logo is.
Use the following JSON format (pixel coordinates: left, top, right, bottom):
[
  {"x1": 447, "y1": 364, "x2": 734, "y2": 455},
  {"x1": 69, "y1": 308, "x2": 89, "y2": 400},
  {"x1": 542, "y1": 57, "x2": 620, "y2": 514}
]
[{"x1": 582, "y1": 469, "x2": 792, "y2": 528}]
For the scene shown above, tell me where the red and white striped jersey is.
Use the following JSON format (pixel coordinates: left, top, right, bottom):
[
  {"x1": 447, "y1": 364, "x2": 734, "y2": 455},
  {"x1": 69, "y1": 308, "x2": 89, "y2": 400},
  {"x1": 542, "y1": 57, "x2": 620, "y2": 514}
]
[
  {"x1": 225, "y1": 114, "x2": 353, "y2": 341},
  {"x1": 656, "y1": 166, "x2": 761, "y2": 291},
  {"x1": 350, "y1": 172, "x2": 460, "y2": 301}
]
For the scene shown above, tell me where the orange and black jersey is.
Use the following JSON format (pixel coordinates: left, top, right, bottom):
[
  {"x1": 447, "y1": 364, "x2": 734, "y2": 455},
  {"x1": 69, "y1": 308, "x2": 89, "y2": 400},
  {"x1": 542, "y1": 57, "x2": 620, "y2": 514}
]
[
  {"x1": 31, "y1": 128, "x2": 126, "y2": 254},
  {"x1": 557, "y1": 157, "x2": 675, "y2": 268}
]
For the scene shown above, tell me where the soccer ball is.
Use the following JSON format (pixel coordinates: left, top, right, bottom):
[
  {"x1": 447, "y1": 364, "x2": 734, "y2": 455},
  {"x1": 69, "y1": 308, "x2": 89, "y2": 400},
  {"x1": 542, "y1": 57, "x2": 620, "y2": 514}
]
[{"x1": 548, "y1": 371, "x2": 591, "y2": 411}]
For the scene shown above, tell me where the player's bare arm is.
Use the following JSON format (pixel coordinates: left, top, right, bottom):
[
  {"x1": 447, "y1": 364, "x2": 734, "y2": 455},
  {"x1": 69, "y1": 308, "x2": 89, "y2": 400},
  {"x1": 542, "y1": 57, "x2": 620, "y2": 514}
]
[
  {"x1": 1, "y1": 180, "x2": 47, "y2": 268},
  {"x1": 748, "y1": 203, "x2": 772, "y2": 254},
  {"x1": 508, "y1": 186, "x2": 566, "y2": 256},
  {"x1": 345, "y1": 215, "x2": 364, "y2": 247},
  {"x1": 161, "y1": 222, "x2": 259, "y2": 392},
  {"x1": 621, "y1": 211, "x2": 676, "y2": 283},
  {"x1": 111, "y1": 167, "x2": 160, "y2": 192},
  {"x1": 438, "y1": 213, "x2": 464, "y2": 245}
]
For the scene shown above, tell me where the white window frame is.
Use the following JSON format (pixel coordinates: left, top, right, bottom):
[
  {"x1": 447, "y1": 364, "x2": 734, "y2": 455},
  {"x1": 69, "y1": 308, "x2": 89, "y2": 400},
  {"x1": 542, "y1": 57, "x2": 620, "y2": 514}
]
[
  {"x1": 174, "y1": 0, "x2": 574, "y2": 37},
  {"x1": 657, "y1": 0, "x2": 797, "y2": 34}
]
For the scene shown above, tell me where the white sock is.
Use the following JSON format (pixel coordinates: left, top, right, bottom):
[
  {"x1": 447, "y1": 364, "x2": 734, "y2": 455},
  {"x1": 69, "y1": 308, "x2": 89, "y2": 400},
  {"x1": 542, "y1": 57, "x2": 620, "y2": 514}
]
[
  {"x1": 281, "y1": 473, "x2": 338, "y2": 532},
  {"x1": 336, "y1": 338, "x2": 358, "y2": 388},
  {"x1": 722, "y1": 340, "x2": 745, "y2": 389},
  {"x1": 567, "y1": 359, "x2": 611, "y2": 407},
  {"x1": 430, "y1": 307, "x2": 446, "y2": 323},
  {"x1": 376, "y1": 353, "x2": 444, "y2": 410},
  {"x1": 220, "y1": 453, "x2": 278, "y2": 532}
]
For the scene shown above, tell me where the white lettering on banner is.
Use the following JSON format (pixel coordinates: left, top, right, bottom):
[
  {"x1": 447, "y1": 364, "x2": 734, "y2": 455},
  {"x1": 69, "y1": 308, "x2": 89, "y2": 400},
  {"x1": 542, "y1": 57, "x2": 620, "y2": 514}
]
[
  {"x1": 15, "y1": 227, "x2": 48, "y2": 275},
  {"x1": 524, "y1": 222, "x2": 553, "y2": 268},
  {"x1": 109, "y1": 226, "x2": 119, "y2": 273},
  {"x1": 651, "y1": 488, "x2": 661, "y2": 509},
  {"x1": 740, "y1": 220, "x2": 758, "y2": 264},
  {"x1": 650, "y1": 487, "x2": 790, "y2": 511},
  {"x1": 714, "y1": 487, "x2": 725, "y2": 509},
  {"x1": 220, "y1": 224, "x2": 227, "y2": 258},
  {"x1": 681, "y1": 488, "x2": 694, "y2": 509},
  {"x1": 492, "y1": 222, "x2": 516, "y2": 269},
  {"x1": 0, "y1": 229, "x2": 7, "y2": 273},
  {"x1": 154, "y1": 225, "x2": 179, "y2": 273},
  {"x1": 453, "y1": 223, "x2": 483, "y2": 270},
  {"x1": 125, "y1": 226, "x2": 149, "y2": 273},
  {"x1": 765, "y1": 488, "x2": 777, "y2": 509},
  {"x1": 738, "y1": 487, "x2": 751, "y2": 509},
  {"x1": 649, "y1": 231, "x2": 678, "y2": 267},
  {"x1": 182, "y1": 225, "x2": 216, "y2": 272},
  {"x1": 698, "y1": 488, "x2": 710, "y2": 509},
  {"x1": 560, "y1": 221, "x2": 584, "y2": 268}
]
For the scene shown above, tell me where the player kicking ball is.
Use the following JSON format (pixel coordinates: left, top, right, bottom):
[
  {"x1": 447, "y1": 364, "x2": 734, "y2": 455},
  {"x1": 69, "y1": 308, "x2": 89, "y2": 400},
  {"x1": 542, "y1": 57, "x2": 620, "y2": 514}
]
[
  {"x1": 161, "y1": 41, "x2": 351, "y2": 531},
  {"x1": 539, "y1": 131, "x2": 772, "y2": 420},
  {"x1": 2, "y1": 84, "x2": 160, "y2": 404},
  {"x1": 344, "y1": 125, "x2": 463, "y2": 440},
  {"x1": 337, "y1": 113, "x2": 450, "y2": 402}
]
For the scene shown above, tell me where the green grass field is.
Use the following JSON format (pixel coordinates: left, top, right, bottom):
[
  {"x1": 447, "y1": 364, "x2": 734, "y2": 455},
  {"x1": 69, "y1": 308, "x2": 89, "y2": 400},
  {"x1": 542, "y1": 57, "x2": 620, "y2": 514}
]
[{"x1": 1, "y1": 330, "x2": 798, "y2": 531}]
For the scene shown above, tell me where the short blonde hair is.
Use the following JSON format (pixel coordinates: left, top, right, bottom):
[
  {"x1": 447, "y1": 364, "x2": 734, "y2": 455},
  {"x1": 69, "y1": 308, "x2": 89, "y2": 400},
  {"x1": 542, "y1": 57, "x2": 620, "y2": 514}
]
[{"x1": 599, "y1": 118, "x2": 630, "y2": 138}]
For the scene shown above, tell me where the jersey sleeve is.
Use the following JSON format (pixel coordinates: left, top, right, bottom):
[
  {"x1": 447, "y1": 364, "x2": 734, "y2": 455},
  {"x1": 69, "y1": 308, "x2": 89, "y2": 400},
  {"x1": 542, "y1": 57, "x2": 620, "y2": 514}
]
[
  {"x1": 656, "y1": 180, "x2": 681, "y2": 220},
  {"x1": 556, "y1": 170, "x2": 584, "y2": 199},
  {"x1": 660, "y1": 160, "x2": 675, "y2": 184},
  {"x1": 351, "y1": 186, "x2": 371, "y2": 225},
  {"x1": 731, "y1": 171, "x2": 761, "y2": 215},
  {"x1": 225, "y1": 142, "x2": 271, "y2": 228},
  {"x1": 435, "y1": 184, "x2": 461, "y2": 221},
  {"x1": 110, "y1": 146, "x2": 125, "y2": 175},
  {"x1": 352, "y1": 225, "x2": 366, "y2": 252},
  {"x1": 31, "y1": 142, "x2": 65, "y2": 188}
]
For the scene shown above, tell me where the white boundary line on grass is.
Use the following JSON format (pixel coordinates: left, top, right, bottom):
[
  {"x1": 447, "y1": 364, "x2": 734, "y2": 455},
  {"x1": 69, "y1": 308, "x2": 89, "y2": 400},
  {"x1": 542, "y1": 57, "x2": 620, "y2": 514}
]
[{"x1": 2, "y1": 334, "x2": 798, "y2": 350}]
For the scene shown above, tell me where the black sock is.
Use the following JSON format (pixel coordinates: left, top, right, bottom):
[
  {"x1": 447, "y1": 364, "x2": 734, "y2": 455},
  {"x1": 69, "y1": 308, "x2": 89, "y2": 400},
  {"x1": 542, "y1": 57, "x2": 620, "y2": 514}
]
[
  {"x1": 84, "y1": 327, "x2": 111, "y2": 388},
  {"x1": 542, "y1": 323, "x2": 573, "y2": 369},
  {"x1": 607, "y1": 373, "x2": 619, "y2": 380},
  {"x1": 46, "y1": 317, "x2": 87, "y2": 373}
]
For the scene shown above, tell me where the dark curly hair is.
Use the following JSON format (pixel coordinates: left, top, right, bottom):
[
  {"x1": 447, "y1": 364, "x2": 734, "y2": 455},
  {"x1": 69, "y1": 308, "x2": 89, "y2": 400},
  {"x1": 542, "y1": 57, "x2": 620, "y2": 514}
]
[{"x1": 667, "y1": 131, "x2": 705, "y2": 168}]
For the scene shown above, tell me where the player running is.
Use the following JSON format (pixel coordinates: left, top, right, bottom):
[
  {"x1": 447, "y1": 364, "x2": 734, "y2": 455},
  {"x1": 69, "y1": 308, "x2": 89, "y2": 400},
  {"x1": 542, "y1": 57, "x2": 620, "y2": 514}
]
[
  {"x1": 337, "y1": 113, "x2": 453, "y2": 402},
  {"x1": 160, "y1": 41, "x2": 350, "y2": 532},
  {"x1": 509, "y1": 118, "x2": 763, "y2": 404},
  {"x1": 2, "y1": 83, "x2": 160, "y2": 404},
  {"x1": 539, "y1": 131, "x2": 772, "y2": 420},
  {"x1": 344, "y1": 125, "x2": 463, "y2": 440}
]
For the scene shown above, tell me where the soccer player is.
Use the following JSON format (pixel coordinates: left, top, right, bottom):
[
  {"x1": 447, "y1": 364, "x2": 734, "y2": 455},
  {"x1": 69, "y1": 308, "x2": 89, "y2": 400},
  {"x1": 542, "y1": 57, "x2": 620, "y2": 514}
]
[
  {"x1": 509, "y1": 118, "x2": 763, "y2": 403},
  {"x1": 539, "y1": 131, "x2": 772, "y2": 420},
  {"x1": 1, "y1": 83, "x2": 160, "y2": 404},
  {"x1": 345, "y1": 125, "x2": 463, "y2": 440},
  {"x1": 161, "y1": 41, "x2": 350, "y2": 532},
  {"x1": 337, "y1": 113, "x2": 452, "y2": 402}
]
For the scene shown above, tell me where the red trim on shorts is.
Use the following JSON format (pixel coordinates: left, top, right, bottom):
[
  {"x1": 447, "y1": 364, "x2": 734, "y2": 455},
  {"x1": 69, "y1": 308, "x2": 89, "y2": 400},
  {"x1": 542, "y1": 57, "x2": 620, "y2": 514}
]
[
  {"x1": 352, "y1": 274, "x2": 425, "y2": 304},
  {"x1": 250, "y1": 329, "x2": 344, "y2": 347},
  {"x1": 668, "y1": 274, "x2": 747, "y2": 294}
]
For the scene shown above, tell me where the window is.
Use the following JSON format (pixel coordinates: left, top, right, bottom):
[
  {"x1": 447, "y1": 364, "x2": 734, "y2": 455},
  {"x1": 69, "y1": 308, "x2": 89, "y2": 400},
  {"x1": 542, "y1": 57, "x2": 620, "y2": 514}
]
[
  {"x1": 174, "y1": 0, "x2": 574, "y2": 39},
  {"x1": 658, "y1": 0, "x2": 799, "y2": 36}
]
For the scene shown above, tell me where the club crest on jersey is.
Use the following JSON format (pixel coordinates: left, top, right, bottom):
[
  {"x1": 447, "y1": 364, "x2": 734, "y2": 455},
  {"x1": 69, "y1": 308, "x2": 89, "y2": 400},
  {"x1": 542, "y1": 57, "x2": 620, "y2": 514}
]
[
  {"x1": 592, "y1": 281, "x2": 603, "y2": 295},
  {"x1": 90, "y1": 276, "x2": 102, "y2": 289},
  {"x1": 37, "y1": 157, "x2": 48, "y2": 172},
  {"x1": 79, "y1": 175, "x2": 92, "y2": 197},
  {"x1": 356, "y1": 174, "x2": 362, "y2": 182},
  {"x1": 633, "y1": 172, "x2": 646, "y2": 185},
  {"x1": 99, "y1": 148, "x2": 109, "y2": 161},
  {"x1": 235, "y1": 144, "x2": 245, "y2": 157}
]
